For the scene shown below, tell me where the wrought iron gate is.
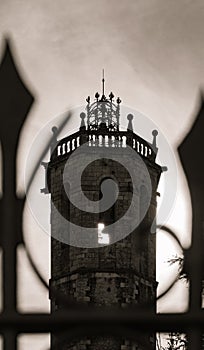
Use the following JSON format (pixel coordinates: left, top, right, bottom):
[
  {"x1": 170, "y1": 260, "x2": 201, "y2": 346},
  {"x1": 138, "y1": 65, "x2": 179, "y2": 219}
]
[{"x1": 0, "y1": 39, "x2": 203, "y2": 349}]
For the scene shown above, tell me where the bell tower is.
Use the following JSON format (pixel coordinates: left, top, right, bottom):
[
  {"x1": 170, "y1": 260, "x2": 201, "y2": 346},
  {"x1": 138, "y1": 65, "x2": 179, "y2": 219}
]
[{"x1": 47, "y1": 79, "x2": 162, "y2": 349}]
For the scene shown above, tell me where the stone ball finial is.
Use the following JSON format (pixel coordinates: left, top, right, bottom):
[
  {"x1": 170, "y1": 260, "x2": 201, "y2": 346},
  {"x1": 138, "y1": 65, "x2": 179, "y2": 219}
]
[
  {"x1": 152, "y1": 129, "x2": 158, "y2": 151},
  {"x1": 127, "y1": 113, "x2": 134, "y2": 121},
  {"x1": 52, "y1": 126, "x2": 58, "y2": 134},
  {"x1": 80, "y1": 112, "x2": 86, "y2": 129},
  {"x1": 51, "y1": 126, "x2": 58, "y2": 148},
  {"x1": 127, "y1": 114, "x2": 134, "y2": 132},
  {"x1": 152, "y1": 129, "x2": 158, "y2": 137},
  {"x1": 80, "y1": 112, "x2": 86, "y2": 120}
]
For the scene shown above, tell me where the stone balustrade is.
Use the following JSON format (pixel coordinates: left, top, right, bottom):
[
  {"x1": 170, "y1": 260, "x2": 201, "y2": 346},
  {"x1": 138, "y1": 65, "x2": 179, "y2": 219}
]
[{"x1": 51, "y1": 129, "x2": 156, "y2": 163}]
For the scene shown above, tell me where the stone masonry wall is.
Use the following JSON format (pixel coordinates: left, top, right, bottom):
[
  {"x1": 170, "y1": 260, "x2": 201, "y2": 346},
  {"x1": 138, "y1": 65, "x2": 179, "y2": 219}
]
[{"x1": 49, "y1": 148, "x2": 160, "y2": 349}]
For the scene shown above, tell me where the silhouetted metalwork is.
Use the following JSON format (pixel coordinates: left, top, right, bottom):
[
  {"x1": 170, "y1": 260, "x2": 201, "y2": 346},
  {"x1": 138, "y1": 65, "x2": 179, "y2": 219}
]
[
  {"x1": 0, "y1": 38, "x2": 33, "y2": 350},
  {"x1": 0, "y1": 37, "x2": 203, "y2": 349},
  {"x1": 86, "y1": 75, "x2": 121, "y2": 131},
  {"x1": 178, "y1": 95, "x2": 204, "y2": 349}
]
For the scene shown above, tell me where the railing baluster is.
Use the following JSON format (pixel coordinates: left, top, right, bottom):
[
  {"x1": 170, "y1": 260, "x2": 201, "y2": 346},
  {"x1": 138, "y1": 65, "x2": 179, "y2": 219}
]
[{"x1": 57, "y1": 145, "x2": 61, "y2": 156}]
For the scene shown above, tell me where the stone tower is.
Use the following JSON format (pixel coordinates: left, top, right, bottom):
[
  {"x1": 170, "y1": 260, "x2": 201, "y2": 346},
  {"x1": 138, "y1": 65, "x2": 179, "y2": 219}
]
[{"x1": 47, "y1": 81, "x2": 162, "y2": 349}]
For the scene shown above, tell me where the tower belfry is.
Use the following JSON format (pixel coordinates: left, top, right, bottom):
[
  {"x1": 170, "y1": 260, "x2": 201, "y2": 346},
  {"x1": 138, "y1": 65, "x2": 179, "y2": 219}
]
[
  {"x1": 86, "y1": 73, "x2": 121, "y2": 132},
  {"x1": 47, "y1": 81, "x2": 162, "y2": 349}
]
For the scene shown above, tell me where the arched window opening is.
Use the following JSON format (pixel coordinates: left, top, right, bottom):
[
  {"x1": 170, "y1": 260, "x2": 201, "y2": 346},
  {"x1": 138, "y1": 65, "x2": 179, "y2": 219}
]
[
  {"x1": 98, "y1": 177, "x2": 118, "y2": 245},
  {"x1": 98, "y1": 222, "x2": 110, "y2": 245}
]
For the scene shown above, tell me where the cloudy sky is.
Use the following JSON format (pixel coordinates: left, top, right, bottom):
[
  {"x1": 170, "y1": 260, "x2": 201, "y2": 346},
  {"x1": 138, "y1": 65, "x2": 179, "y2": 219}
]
[{"x1": 0, "y1": 0, "x2": 204, "y2": 348}]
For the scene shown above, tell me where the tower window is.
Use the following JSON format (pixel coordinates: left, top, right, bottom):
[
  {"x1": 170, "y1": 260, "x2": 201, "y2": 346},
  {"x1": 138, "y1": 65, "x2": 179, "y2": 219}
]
[
  {"x1": 98, "y1": 223, "x2": 110, "y2": 245},
  {"x1": 99, "y1": 177, "x2": 117, "y2": 229}
]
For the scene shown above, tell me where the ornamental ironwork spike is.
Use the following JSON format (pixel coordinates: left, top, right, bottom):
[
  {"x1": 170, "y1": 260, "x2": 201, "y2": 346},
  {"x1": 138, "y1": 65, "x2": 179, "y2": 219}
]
[
  {"x1": 0, "y1": 38, "x2": 34, "y2": 147},
  {"x1": 0, "y1": 38, "x2": 34, "y2": 246},
  {"x1": 95, "y1": 92, "x2": 100, "y2": 100},
  {"x1": 0, "y1": 37, "x2": 34, "y2": 318},
  {"x1": 109, "y1": 91, "x2": 114, "y2": 100}
]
